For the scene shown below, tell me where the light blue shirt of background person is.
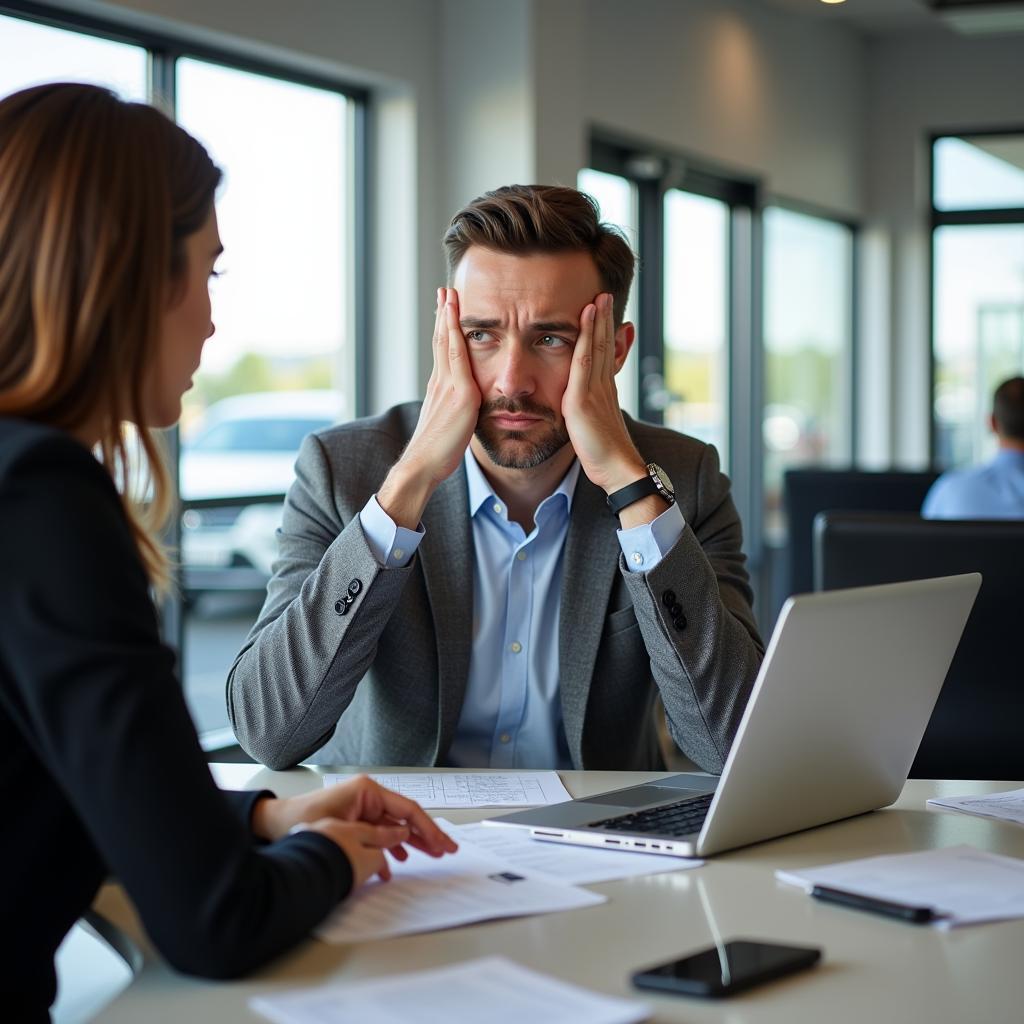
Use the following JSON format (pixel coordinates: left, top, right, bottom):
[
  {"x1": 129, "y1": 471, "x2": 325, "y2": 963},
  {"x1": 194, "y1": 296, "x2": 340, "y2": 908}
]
[
  {"x1": 358, "y1": 448, "x2": 686, "y2": 768},
  {"x1": 922, "y1": 449, "x2": 1024, "y2": 519}
]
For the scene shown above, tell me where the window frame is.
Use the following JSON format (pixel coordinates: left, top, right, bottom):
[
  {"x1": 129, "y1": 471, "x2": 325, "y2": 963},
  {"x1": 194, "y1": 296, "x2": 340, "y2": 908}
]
[
  {"x1": 587, "y1": 130, "x2": 764, "y2": 566},
  {"x1": 761, "y1": 194, "x2": 861, "y2": 469},
  {"x1": 929, "y1": 126, "x2": 1024, "y2": 466},
  {"x1": 586, "y1": 133, "x2": 861, "y2": 632},
  {"x1": 2, "y1": 0, "x2": 370, "y2": 750}
]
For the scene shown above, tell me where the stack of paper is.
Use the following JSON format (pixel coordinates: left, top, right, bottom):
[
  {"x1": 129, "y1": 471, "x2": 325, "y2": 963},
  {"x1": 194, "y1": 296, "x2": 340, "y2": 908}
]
[
  {"x1": 928, "y1": 787, "x2": 1024, "y2": 825},
  {"x1": 251, "y1": 957, "x2": 650, "y2": 1024},
  {"x1": 776, "y1": 844, "x2": 1024, "y2": 927},
  {"x1": 322, "y1": 770, "x2": 572, "y2": 807}
]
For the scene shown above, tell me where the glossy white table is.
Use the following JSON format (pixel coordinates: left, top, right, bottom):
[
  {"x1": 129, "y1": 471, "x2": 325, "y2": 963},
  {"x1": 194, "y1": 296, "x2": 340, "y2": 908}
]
[{"x1": 92, "y1": 768, "x2": 1024, "y2": 1023}]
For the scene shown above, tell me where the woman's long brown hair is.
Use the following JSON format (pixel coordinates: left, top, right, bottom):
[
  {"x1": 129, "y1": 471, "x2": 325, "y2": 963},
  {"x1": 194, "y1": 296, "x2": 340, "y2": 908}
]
[{"x1": 0, "y1": 83, "x2": 221, "y2": 592}]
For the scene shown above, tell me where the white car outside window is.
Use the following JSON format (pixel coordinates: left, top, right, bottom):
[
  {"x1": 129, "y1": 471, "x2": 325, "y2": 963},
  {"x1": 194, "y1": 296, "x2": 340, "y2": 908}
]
[{"x1": 180, "y1": 390, "x2": 343, "y2": 582}]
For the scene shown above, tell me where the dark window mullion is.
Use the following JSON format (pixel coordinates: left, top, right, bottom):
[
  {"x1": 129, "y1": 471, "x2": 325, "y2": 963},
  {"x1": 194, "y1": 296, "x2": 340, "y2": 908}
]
[
  {"x1": 352, "y1": 99, "x2": 370, "y2": 419},
  {"x1": 147, "y1": 49, "x2": 185, "y2": 658},
  {"x1": 637, "y1": 178, "x2": 665, "y2": 425}
]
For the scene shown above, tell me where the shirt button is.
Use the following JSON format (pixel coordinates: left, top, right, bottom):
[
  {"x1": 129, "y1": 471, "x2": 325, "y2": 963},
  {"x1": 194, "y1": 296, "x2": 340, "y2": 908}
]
[
  {"x1": 392, "y1": 547, "x2": 405, "y2": 561},
  {"x1": 493, "y1": 503, "x2": 503, "y2": 515},
  {"x1": 500, "y1": 733, "x2": 511, "y2": 744},
  {"x1": 631, "y1": 551, "x2": 644, "y2": 566},
  {"x1": 516, "y1": 550, "x2": 527, "y2": 561},
  {"x1": 510, "y1": 641, "x2": 522, "y2": 653}
]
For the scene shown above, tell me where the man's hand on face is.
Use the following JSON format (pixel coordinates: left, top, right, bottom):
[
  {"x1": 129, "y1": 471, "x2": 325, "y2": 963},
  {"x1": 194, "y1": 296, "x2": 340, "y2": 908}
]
[
  {"x1": 562, "y1": 292, "x2": 647, "y2": 496},
  {"x1": 377, "y1": 287, "x2": 481, "y2": 528}
]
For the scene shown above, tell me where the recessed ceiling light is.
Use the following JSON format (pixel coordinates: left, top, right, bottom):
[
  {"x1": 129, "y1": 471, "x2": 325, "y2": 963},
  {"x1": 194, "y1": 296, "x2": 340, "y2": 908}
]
[{"x1": 820, "y1": 0, "x2": 847, "y2": 6}]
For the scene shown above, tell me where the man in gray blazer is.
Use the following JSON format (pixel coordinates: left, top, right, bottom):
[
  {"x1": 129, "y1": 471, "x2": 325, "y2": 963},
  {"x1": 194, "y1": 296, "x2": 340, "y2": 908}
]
[{"x1": 228, "y1": 185, "x2": 764, "y2": 773}]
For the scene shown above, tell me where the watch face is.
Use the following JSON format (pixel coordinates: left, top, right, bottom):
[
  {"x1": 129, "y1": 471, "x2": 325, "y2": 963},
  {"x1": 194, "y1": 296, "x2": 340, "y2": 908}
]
[{"x1": 649, "y1": 463, "x2": 675, "y2": 497}]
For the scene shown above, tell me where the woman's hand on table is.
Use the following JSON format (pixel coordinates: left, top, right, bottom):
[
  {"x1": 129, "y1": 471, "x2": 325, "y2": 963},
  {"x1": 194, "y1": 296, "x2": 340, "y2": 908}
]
[{"x1": 251, "y1": 774, "x2": 458, "y2": 883}]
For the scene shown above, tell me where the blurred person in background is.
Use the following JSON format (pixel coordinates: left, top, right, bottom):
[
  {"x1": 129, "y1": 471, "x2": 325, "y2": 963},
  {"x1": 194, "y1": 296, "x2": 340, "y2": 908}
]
[{"x1": 923, "y1": 376, "x2": 1024, "y2": 519}]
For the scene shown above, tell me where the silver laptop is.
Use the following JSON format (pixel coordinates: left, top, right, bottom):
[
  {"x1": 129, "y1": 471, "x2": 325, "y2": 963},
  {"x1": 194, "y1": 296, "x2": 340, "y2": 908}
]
[{"x1": 486, "y1": 574, "x2": 981, "y2": 858}]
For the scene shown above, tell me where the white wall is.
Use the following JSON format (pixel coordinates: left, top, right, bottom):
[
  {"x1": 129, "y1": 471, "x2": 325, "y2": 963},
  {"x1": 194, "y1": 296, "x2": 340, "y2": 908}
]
[
  {"x1": 582, "y1": 0, "x2": 867, "y2": 218},
  {"x1": 440, "y1": 0, "x2": 534, "y2": 218},
  {"x1": 865, "y1": 28, "x2": 1024, "y2": 467}
]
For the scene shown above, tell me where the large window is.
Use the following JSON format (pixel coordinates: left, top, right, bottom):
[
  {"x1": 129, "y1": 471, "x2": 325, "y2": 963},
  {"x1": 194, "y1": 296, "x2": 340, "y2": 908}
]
[
  {"x1": 0, "y1": 11, "x2": 146, "y2": 99},
  {"x1": 663, "y1": 189, "x2": 731, "y2": 462},
  {"x1": 762, "y1": 206, "x2": 855, "y2": 541},
  {"x1": 932, "y1": 132, "x2": 1024, "y2": 468},
  {"x1": 0, "y1": 6, "x2": 364, "y2": 747},
  {"x1": 175, "y1": 59, "x2": 357, "y2": 740}
]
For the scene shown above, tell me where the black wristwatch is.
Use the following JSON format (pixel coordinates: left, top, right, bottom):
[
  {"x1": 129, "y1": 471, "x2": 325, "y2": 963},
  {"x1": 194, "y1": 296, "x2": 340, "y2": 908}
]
[{"x1": 606, "y1": 463, "x2": 676, "y2": 516}]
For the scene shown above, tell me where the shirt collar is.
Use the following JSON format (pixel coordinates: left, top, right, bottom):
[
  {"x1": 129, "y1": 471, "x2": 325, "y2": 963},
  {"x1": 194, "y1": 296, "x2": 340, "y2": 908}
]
[
  {"x1": 463, "y1": 447, "x2": 582, "y2": 519},
  {"x1": 993, "y1": 447, "x2": 1024, "y2": 467}
]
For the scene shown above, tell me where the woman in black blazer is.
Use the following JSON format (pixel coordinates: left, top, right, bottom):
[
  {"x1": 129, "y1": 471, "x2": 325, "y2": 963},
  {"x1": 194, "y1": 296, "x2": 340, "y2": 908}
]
[{"x1": 0, "y1": 83, "x2": 455, "y2": 1021}]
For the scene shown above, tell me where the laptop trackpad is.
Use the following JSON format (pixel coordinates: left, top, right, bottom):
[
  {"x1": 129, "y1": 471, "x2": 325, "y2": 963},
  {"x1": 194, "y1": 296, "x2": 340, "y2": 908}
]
[{"x1": 585, "y1": 786, "x2": 693, "y2": 808}]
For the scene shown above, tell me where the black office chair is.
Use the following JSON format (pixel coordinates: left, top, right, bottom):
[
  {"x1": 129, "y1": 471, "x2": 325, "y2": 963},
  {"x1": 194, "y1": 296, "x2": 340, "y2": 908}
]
[
  {"x1": 814, "y1": 511, "x2": 1024, "y2": 780},
  {"x1": 783, "y1": 468, "x2": 940, "y2": 599}
]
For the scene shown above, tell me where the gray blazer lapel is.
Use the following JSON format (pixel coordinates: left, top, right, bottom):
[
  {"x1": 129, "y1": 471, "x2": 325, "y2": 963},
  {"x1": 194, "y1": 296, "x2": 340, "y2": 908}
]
[
  {"x1": 559, "y1": 473, "x2": 622, "y2": 765},
  {"x1": 418, "y1": 461, "x2": 473, "y2": 762}
]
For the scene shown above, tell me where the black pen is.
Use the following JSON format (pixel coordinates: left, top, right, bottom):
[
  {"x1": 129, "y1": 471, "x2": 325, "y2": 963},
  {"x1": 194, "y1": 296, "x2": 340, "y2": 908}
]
[{"x1": 810, "y1": 885, "x2": 937, "y2": 924}]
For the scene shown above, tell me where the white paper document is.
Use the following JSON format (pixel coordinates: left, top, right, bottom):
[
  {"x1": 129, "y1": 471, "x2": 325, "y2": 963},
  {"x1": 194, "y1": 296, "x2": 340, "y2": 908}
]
[
  {"x1": 322, "y1": 770, "x2": 572, "y2": 807},
  {"x1": 776, "y1": 844, "x2": 1024, "y2": 927},
  {"x1": 250, "y1": 956, "x2": 650, "y2": 1024},
  {"x1": 928, "y1": 787, "x2": 1024, "y2": 826},
  {"x1": 315, "y1": 841, "x2": 605, "y2": 944},
  {"x1": 438, "y1": 818, "x2": 702, "y2": 884}
]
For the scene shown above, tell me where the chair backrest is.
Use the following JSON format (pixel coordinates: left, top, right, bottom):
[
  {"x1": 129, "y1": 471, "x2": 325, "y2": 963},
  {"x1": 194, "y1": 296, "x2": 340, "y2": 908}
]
[
  {"x1": 814, "y1": 511, "x2": 1024, "y2": 780},
  {"x1": 783, "y1": 468, "x2": 939, "y2": 598}
]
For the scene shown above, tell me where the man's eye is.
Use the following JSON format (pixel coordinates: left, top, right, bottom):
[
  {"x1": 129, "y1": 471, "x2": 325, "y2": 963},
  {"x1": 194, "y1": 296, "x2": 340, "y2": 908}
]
[
  {"x1": 466, "y1": 330, "x2": 491, "y2": 343},
  {"x1": 538, "y1": 335, "x2": 569, "y2": 349}
]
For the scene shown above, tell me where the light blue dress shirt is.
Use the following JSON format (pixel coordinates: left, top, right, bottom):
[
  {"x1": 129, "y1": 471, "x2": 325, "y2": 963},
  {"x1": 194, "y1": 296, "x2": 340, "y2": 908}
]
[
  {"x1": 922, "y1": 449, "x2": 1024, "y2": 519},
  {"x1": 359, "y1": 450, "x2": 686, "y2": 767}
]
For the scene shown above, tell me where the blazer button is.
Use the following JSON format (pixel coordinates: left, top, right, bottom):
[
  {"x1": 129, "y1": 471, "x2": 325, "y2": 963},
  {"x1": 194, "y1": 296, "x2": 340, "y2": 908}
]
[
  {"x1": 674, "y1": 614, "x2": 688, "y2": 631},
  {"x1": 348, "y1": 579, "x2": 363, "y2": 597},
  {"x1": 662, "y1": 589, "x2": 677, "y2": 609},
  {"x1": 670, "y1": 602, "x2": 683, "y2": 618},
  {"x1": 335, "y1": 599, "x2": 350, "y2": 616}
]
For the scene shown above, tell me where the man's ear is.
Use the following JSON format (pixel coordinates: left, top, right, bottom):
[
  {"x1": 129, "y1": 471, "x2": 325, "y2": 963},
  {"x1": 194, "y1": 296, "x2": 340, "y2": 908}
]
[
  {"x1": 990, "y1": 413, "x2": 1000, "y2": 436},
  {"x1": 613, "y1": 322, "x2": 636, "y2": 374}
]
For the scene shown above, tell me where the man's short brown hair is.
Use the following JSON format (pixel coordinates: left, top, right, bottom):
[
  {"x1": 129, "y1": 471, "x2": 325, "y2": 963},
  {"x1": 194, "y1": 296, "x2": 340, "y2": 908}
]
[
  {"x1": 994, "y1": 376, "x2": 1024, "y2": 441},
  {"x1": 443, "y1": 184, "x2": 636, "y2": 325}
]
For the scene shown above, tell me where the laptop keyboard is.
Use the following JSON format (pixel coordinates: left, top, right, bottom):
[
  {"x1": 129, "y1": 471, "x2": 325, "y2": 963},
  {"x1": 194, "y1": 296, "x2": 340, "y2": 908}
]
[{"x1": 588, "y1": 793, "x2": 714, "y2": 836}]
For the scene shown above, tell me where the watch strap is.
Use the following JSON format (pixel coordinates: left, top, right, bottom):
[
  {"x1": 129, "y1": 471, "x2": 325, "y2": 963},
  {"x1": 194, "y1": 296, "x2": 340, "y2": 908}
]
[{"x1": 606, "y1": 475, "x2": 660, "y2": 516}]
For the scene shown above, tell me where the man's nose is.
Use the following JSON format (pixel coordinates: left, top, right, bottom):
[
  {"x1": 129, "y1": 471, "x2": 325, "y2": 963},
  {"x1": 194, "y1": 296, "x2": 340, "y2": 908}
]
[
  {"x1": 494, "y1": 344, "x2": 534, "y2": 398},
  {"x1": 206, "y1": 319, "x2": 216, "y2": 340}
]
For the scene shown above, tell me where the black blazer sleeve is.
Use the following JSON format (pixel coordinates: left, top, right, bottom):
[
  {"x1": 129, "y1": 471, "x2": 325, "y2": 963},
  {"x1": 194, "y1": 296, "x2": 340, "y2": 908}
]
[{"x1": 0, "y1": 433, "x2": 352, "y2": 979}]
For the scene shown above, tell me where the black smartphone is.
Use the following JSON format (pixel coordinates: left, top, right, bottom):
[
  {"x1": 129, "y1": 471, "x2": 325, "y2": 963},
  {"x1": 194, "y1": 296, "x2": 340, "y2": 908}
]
[{"x1": 632, "y1": 939, "x2": 822, "y2": 998}]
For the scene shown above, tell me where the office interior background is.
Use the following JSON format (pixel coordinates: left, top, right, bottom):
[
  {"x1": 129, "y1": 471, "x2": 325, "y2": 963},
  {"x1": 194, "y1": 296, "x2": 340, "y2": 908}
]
[{"x1": 2, "y1": 0, "x2": 1022, "y2": 754}]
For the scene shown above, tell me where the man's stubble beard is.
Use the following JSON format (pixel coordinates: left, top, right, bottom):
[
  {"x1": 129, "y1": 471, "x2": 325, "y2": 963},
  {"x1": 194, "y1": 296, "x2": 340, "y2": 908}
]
[{"x1": 474, "y1": 397, "x2": 571, "y2": 470}]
